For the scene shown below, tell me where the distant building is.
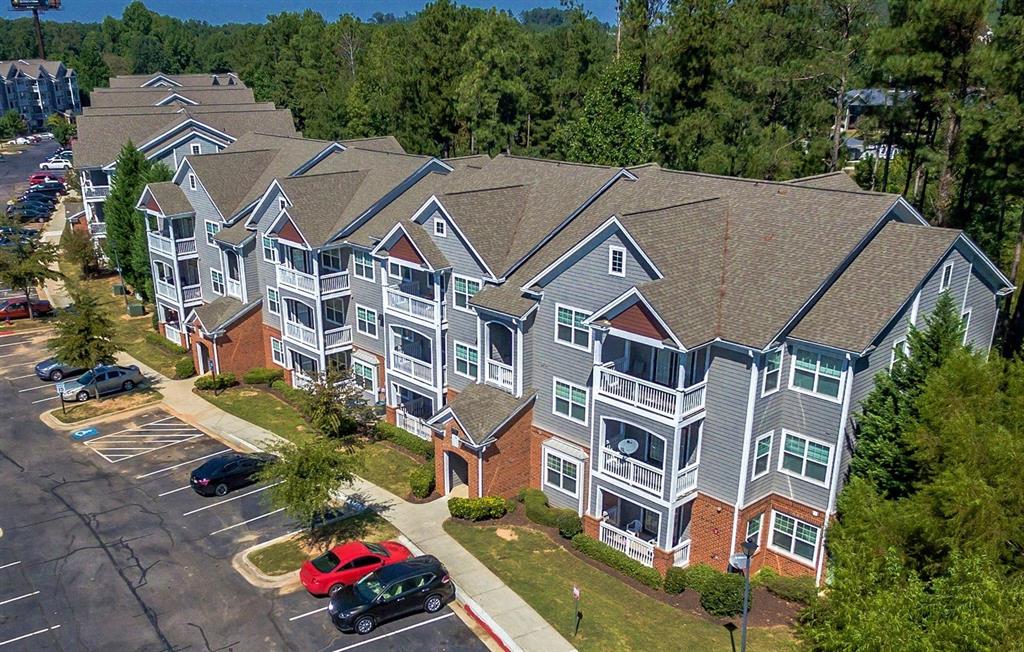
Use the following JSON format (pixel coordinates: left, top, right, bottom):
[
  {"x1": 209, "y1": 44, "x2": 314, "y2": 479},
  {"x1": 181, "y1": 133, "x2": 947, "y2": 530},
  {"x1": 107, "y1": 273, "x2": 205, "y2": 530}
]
[{"x1": 0, "y1": 59, "x2": 81, "y2": 130}]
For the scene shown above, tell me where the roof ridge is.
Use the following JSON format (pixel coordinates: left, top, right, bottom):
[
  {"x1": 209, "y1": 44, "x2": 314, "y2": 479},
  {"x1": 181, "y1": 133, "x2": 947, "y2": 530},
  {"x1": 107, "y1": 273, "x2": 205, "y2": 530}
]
[
  {"x1": 345, "y1": 146, "x2": 430, "y2": 159},
  {"x1": 500, "y1": 153, "x2": 619, "y2": 171},
  {"x1": 620, "y1": 197, "x2": 723, "y2": 218},
  {"x1": 281, "y1": 168, "x2": 367, "y2": 181},
  {"x1": 648, "y1": 166, "x2": 898, "y2": 198},
  {"x1": 444, "y1": 183, "x2": 530, "y2": 197}
]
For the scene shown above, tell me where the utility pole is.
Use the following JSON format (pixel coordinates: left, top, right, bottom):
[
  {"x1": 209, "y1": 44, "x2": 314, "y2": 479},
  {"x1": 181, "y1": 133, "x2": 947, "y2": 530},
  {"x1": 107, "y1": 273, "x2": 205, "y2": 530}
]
[
  {"x1": 615, "y1": 0, "x2": 622, "y2": 60},
  {"x1": 32, "y1": 7, "x2": 45, "y2": 58},
  {"x1": 10, "y1": 0, "x2": 62, "y2": 58}
]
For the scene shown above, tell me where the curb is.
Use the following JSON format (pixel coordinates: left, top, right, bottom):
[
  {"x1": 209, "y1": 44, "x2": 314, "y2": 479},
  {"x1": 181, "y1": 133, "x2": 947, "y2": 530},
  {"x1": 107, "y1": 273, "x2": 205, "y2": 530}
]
[
  {"x1": 396, "y1": 533, "x2": 522, "y2": 652},
  {"x1": 40, "y1": 395, "x2": 165, "y2": 431},
  {"x1": 232, "y1": 529, "x2": 304, "y2": 591}
]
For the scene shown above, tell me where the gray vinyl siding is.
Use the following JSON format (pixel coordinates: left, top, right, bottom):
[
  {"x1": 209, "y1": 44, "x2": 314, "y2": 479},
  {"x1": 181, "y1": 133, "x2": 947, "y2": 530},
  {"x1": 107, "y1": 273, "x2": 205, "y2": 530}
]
[
  {"x1": 961, "y1": 250, "x2": 1001, "y2": 352},
  {"x1": 250, "y1": 189, "x2": 285, "y2": 327},
  {"x1": 591, "y1": 400, "x2": 677, "y2": 502},
  {"x1": 520, "y1": 312, "x2": 536, "y2": 394},
  {"x1": 180, "y1": 176, "x2": 223, "y2": 300},
  {"x1": 349, "y1": 250, "x2": 384, "y2": 355},
  {"x1": 530, "y1": 231, "x2": 658, "y2": 446},
  {"x1": 240, "y1": 239, "x2": 260, "y2": 303},
  {"x1": 699, "y1": 345, "x2": 753, "y2": 504},
  {"x1": 588, "y1": 477, "x2": 671, "y2": 548}
]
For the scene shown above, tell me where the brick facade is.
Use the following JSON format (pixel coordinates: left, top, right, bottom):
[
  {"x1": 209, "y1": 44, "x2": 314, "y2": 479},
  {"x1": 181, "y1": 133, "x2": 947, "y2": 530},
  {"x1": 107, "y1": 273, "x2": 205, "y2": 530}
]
[
  {"x1": 480, "y1": 406, "x2": 534, "y2": 498},
  {"x1": 261, "y1": 324, "x2": 290, "y2": 384},
  {"x1": 736, "y1": 495, "x2": 826, "y2": 579},
  {"x1": 686, "y1": 492, "x2": 737, "y2": 572},
  {"x1": 189, "y1": 305, "x2": 267, "y2": 377},
  {"x1": 434, "y1": 422, "x2": 480, "y2": 496}
]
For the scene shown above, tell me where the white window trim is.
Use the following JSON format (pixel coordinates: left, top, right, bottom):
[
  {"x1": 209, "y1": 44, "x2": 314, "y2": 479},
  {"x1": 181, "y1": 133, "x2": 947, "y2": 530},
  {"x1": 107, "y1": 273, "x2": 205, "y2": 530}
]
[
  {"x1": 543, "y1": 449, "x2": 580, "y2": 498},
  {"x1": 270, "y1": 337, "x2": 285, "y2": 366},
  {"x1": 262, "y1": 235, "x2": 277, "y2": 263},
  {"x1": 751, "y1": 431, "x2": 773, "y2": 480},
  {"x1": 889, "y1": 337, "x2": 908, "y2": 370},
  {"x1": 209, "y1": 268, "x2": 224, "y2": 296},
  {"x1": 453, "y1": 340, "x2": 480, "y2": 380},
  {"x1": 745, "y1": 512, "x2": 764, "y2": 547},
  {"x1": 453, "y1": 274, "x2": 481, "y2": 314},
  {"x1": 761, "y1": 346, "x2": 783, "y2": 397},
  {"x1": 434, "y1": 217, "x2": 447, "y2": 237},
  {"x1": 777, "y1": 429, "x2": 832, "y2": 488},
  {"x1": 204, "y1": 220, "x2": 220, "y2": 246},
  {"x1": 353, "y1": 250, "x2": 375, "y2": 281},
  {"x1": 554, "y1": 303, "x2": 592, "y2": 352},
  {"x1": 788, "y1": 346, "x2": 844, "y2": 403},
  {"x1": 278, "y1": 196, "x2": 287, "y2": 212},
  {"x1": 266, "y1": 286, "x2": 280, "y2": 315},
  {"x1": 940, "y1": 260, "x2": 954, "y2": 291},
  {"x1": 608, "y1": 245, "x2": 626, "y2": 277},
  {"x1": 190, "y1": 143, "x2": 201, "y2": 156},
  {"x1": 324, "y1": 298, "x2": 345, "y2": 324},
  {"x1": 961, "y1": 308, "x2": 971, "y2": 344},
  {"x1": 352, "y1": 359, "x2": 378, "y2": 394},
  {"x1": 552, "y1": 377, "x2": 588, "y2": 425},
  {"x1": 188, "y1": 173, "x2": 197, "y2": 191},
  {"x1": 355, "y1": 304, "x2": 378, "y2": 340},
  {"x1": 767, "y1": 510, "x2": 820, "y2": 568}
]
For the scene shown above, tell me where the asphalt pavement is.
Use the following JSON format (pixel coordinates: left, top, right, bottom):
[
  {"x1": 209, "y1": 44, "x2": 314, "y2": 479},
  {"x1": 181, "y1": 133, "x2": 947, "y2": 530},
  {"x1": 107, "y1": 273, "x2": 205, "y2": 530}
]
[
  {"x1": 0, "y1": 330, "x2": 488, "y2": 651},
  {"x1": 0, "y1": 141, "x2": 62, "y2": 201}
]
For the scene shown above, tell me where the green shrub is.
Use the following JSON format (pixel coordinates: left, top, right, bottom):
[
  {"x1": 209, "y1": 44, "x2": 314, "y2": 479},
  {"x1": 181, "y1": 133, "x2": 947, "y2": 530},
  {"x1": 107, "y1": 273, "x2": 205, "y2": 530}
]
[
  {"x1": 699, "y1": 572, "x2": 747, "y2": 617},
  {"x1": 519, "y1": 488, "x2": 580, "y2": 538},
  {"x1": 755, "y1": 570, "x2": 817, "y2": 605},
  {"x1": 375, "y1": 421, "x2": 434, "y2": 460},
  {"x1": 194, "y1": 373, "x2": 238, "y2": 392},
  {"x1": 556, "y1": 511, "x2": 583, "y2": 539},
  {"x1": 174, "y1": 357, "x2": 196, "y2": 379},
  {"x1": 144, "y1": 331, "x2": 188, "y2": 355},
  {"x1": 150, "y1": 311, "x2": 159, "y2": 332},
  {"x1": 675, "y1": 563, "x2": 721, "y2": 595},
  {"x1": 664, "y1": 566, "x2": 688, "y2": 594},
  {"x1": 409, "y1": 464, "x2": 435, "y2": 498},
  {"x1": 243, "y1": 367, "x2": 284, "y2": 386},
  {"x1": 571, "y1": 534, "x2": 663, "y2": 589},
  {"x1": 448, "y1": 496, "x2": 509, "y2": 521}
]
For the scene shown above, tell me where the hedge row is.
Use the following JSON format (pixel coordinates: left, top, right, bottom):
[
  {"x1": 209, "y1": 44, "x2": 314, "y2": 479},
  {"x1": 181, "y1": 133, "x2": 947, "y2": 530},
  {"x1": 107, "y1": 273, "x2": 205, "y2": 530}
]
[
  {"x1": 194, "y1": 373, "x2": 238, "y2": 392},
  {"x1": 271, "y1": 378, "x2": 308, "y2": 408},
  {"x1": 174, "y1": 358, "x2": 195, "y2": 379},
  {"x1": 448, "y1": 496, "x2": 510, "y2": 521},
  {"x1": 243, "y1": 367, "x2": 284, "y2": 386},
  {"x1": 752, "y1": 567, "x2": 818, "y2": 605},
  {"x1": 518, "y1": 488, "x2": 582, "y2": 539},
  {"x1": 375, "y1": 421, "x2": 434, "y2": 460},
  {"x1": 571, "y1": 534, "x2": 664, "y2": 589},
  {"x1": 664, "y1": 563, "x2": 749, "y2": 616},
  {"x1": 144, "y1": 331, "x2": 188, "y2": 355},
  {"x1": 409, "y1": 464, "x2": 435, "y2": 498}
]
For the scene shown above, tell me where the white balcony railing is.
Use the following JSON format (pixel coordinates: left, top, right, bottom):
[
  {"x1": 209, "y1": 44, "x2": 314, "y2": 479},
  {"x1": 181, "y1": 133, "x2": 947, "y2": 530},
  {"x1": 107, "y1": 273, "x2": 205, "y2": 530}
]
[
  {"x1": 391, "y1": 350, "x2": 433, "y2": 384},
  {"x1": 385, "y1": 287, "x2": 437, "y2": 322},
  {"x1": 675, "y1": 463, "x2": 699, "y2": 498},
  {"x1": 155, "y1": 278, "x2": 177, "y2": 301},
  {"x1": 672, "y1": 540, "x2": 692, "y2": 567},
  {"x1": 486, "y1": 359, "x2": 514, "y2": 391},
  {"x1": 182, "y1": 284, "x2": 202, "y2": 304},
  {"x1": 284, "y1": 320, "x2": 317, "y2": 349},
  {"x1": 292, "y1": 371, "x2": 312, "y2": 389},
  {"x1": 277, "y1": 266, "x2": 317, "y2": 297},
  {"x1": 600, "y1": 521, "x2": 655, "y2": 567},
  {"x1": 164, "y1": 323, "x2": 183, "y2": 346},
  {"x1": 323, "y1": 325, "x2": 352, "y2": 352},
  {"x1": 600, "y1": 448, "x2": 664, "y2": 496},
  {"x1": 175, "y1": 238, "x2": 197, "y2": 256},
  {"x1": 320, "y1": 271, "x2": 350, "y2": 295},
  {"x1": 83, "y1": 185, "x2": 109, "y2": 200},
  {"x1": 396, "y1": 411, "x2": 433, "y2": 441},
  {"x1": 88, "y1": 221, "x2": 107, "y2": 236},
  {"x1": 226, "y1": 277, "x2": 242, "y2": 298},
  {"x1": 147, "y1": 231, "x2": 173, "y2": 257},
  {"x1": 596, "y1": 366, "x2": 706, "y2": 420}
]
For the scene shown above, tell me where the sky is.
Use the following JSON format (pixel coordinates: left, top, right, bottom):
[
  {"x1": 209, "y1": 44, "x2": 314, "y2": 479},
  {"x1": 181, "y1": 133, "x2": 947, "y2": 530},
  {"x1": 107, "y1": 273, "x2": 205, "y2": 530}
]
[{"x1": 36, "y1": 0, "x2": 618, "y2": 28}]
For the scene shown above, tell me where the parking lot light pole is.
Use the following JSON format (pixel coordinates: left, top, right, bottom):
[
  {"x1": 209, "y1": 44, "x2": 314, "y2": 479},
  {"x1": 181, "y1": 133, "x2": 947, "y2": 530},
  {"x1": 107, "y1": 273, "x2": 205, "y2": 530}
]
[{"x1": 740, "y1": 537, "x2": 758, "y2": 652}]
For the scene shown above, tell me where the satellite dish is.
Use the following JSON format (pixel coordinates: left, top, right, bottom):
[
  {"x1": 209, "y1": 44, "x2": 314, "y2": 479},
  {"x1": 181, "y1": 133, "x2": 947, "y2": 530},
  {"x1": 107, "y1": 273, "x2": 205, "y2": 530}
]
[{"x1": 617, "y1": 438, "x2": 640, "y2": 455}]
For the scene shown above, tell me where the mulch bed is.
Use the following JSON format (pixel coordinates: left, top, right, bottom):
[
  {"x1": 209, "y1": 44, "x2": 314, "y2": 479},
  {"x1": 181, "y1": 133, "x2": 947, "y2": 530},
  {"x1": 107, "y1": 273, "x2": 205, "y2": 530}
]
[{"x1": 465, "y1": 511, "x2": 804, "y2": 629}]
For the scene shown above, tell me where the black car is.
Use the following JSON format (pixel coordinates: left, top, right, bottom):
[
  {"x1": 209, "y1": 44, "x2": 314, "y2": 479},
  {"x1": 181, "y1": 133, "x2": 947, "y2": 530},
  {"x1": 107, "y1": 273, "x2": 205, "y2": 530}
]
[
  {"x1": 328, "y1": 556, "x2": 455, "y2": 635},
  {"x1": 26, "y1": 182, "x2": 65, "y2": 196},
  {"x1": 7, "y1": 208, "x2": 49, "y2": 222},
  {"x1": 8, "y1": 201, "x2": 52, "y2": 214},
  {"x1": 18, "y1": 192, "x2": 56, "y2": 206},
  {"x1": 189, "y1": 452, "x2": 276, "y2": 496}
]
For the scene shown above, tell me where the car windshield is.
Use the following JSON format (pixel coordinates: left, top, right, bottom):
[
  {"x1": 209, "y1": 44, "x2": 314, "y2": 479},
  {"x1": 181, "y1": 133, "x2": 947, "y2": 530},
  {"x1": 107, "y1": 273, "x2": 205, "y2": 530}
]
[
  {"x1": 311, "y1": 551, "x2": 340, "y2": 573},
  {"x1": 77, "y1": 371, "x2": 94, "y2": 385},
  {"x1": 353, "y1": 573, "x2": 385, "y2": 602},
  {"x1": 364, "y1": 542, "x2": 389, "y2": 557}
]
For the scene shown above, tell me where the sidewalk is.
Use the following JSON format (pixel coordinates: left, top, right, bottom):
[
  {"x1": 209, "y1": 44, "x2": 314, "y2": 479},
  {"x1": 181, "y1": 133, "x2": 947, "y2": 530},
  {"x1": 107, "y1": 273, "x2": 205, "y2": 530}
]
[
  {"x1": 40, "y1": 200, "x2": 72, "y2": 308},
  {"x1": 119, "y1": 352, "x2": 575, "y2": 652}
]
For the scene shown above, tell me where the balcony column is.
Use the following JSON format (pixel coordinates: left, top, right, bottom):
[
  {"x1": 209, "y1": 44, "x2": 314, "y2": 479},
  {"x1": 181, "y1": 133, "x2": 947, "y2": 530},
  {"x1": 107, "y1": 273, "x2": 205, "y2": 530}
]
[{"x1": 676, "y1": 354, "x2": 687, "y2": 391}]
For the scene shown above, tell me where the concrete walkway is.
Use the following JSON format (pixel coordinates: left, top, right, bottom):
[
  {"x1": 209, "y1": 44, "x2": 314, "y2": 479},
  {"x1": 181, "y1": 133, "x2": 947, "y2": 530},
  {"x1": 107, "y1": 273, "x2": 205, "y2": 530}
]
[
  {"x1": 118, "y1": 353, "x2": 575, "y2": 652},
  {"x1": 40, "y1": 200, "x2": 72, "y2": 308}
]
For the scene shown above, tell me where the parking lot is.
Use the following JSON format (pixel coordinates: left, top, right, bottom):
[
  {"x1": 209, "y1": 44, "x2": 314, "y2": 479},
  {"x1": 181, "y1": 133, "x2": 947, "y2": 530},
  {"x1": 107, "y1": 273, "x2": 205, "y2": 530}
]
[
  {"x1": 0, "y1": 140, "x2": 61, "y2": 200},
  {"x1": 0, "y1": 332, "x2": 488, "y2": 651}
]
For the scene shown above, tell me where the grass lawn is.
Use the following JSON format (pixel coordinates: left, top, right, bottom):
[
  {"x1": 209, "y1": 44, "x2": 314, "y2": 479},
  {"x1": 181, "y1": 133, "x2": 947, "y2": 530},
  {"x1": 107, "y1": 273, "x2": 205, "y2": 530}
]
[
  {"x1": 51, "y1": 388, "x2": 162, "y2": 424},
  {"x1": 248, "y1": 512, "x2": 400, "y2": 576},
  {"x1": 444, "y1": 521, "x2": 799, "y2": 652},
  {"x1": 197, "y1": 385, "x2": 311, "y2": 443},
  {"x1": 351, "y1": 442, "x2": 425, "y2": 498}
]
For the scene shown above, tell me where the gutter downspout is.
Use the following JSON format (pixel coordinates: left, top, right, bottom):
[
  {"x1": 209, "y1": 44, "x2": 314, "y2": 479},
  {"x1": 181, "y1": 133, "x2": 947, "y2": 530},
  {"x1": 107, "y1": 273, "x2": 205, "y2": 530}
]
[
  {"x1": 211, "y1": 334, "x2": 221, "y2": 376},
  {"x1": 819, "y1": 358, "x2": 855, "y2": 586},
  {"x1": 730, "y1": 350, "x2": 760, "y2": 558},
  {"x1": 477, "y1": 445, "x2": 486, "y2": 498}
]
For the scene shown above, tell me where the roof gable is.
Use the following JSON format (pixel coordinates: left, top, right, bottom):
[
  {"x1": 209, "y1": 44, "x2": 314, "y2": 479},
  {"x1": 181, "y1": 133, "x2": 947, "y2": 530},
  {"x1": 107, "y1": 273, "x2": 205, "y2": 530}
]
[
  {"x1": 389, "y1": 234, "x2": 425, "y2": 266},
  {"x1": 610, "y1": 302, "x2": 671, "y2": 341}
]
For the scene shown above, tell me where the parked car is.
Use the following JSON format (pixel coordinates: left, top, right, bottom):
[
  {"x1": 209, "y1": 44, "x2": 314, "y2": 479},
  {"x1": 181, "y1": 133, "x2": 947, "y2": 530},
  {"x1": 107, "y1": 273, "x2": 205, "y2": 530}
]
[
  {"x1": 8, "y1": 200, "x2": 53, "y2": 213},
  {"x1": 0, "y1": 298, "x2": 52, "y2": 320},
  {"x1": 6, "y1": 208, "x2": 50, "y2": 222},
  {"x1": 189, "y1": 452, "x2": 277, "y2": 497},
  {"x1": 27, "y1": 180, "x2": 66, "y2": 195},
  {"x1": 15, "y1": 194, "x2": 56, "y2": 208},
  {"x1": 35, "y1": 357, "x2": 86, "y2": 382},
  {"x1": 301, "y1": 541, "x2": 413, "y2": 597},
  {"x1": 328, "y1": 556, "x2": 455, "y2": 634},
  {"x1": 58, "y1": 365, "x2": 146, "y2": 402},
  {"x1": 56, "y1": 149, "x2": 72, "y2": 159},
  {"x1": 39, "y1": 157, "x2": 72, "y2": 170},
  {"x1": 28, "y1": 172, "x2": 63, "y2": 185}
]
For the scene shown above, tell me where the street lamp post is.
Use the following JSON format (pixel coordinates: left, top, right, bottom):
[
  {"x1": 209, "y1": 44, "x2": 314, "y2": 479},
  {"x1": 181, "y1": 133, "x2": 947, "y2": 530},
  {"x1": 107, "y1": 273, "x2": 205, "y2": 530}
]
[{"x1": 739, "y1": 537, "x2": 758, "y2": 652}]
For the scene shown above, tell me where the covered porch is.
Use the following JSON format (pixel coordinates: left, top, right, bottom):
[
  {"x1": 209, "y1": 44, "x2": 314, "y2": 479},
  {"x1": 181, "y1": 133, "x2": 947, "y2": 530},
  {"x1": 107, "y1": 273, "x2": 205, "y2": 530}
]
[
  {"x1": 598, "y1": 488, "x2": 662, "y2": 567},
  {"x1": 389, "y1": 325, "x2": 433, "y2": 385}
]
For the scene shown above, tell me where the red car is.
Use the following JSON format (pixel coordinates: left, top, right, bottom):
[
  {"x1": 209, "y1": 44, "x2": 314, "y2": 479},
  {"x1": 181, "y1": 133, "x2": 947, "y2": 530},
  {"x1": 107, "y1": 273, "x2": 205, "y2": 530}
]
[
  {"x1": 300, "y1": 540, "x2": 412, "y2": 597},
  {"x1": 0, "y1": 299, "x2": 52, "y2": 320},
  {"x1": 28, "y1": 172, "x2": 63, "y2": 185}
]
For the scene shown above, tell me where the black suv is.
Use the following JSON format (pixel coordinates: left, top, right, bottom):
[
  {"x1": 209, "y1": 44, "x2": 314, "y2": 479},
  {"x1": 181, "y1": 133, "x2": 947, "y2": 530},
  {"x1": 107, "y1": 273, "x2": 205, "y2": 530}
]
[
  {"x1": 328, "y1": 556, "x2": 455, "y2": 634},
  {"x1": 189, "y1": 452, "x2": 276, "y2": 496}
]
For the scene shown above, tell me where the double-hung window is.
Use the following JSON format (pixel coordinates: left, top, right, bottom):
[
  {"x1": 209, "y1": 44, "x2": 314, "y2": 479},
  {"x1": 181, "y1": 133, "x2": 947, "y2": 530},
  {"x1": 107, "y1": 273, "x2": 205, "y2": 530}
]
[
  {"x1": 752, "y1": 432, "x2": 772, "y2": 479},
  {"x1": 791, "y1": 348, "x2": 843, "y2": 399},
  {"x1": 434, "y1": 218, "x2": 446, "y2": 237},
  {"x1": 453, "y1": 275, "x2": 480, "y2": 311},
  {"x1": 204, "y1": 220, "x2": 220, "y2": 245},
  {"x1": 266, "y1": 287, "x2": 280, "y2": 315},
  {"x1": 270, "y1": 337, "x2": 284, "y2": 366},
  {"x1": 210, "y1": 269, "x2": 225, "y2": 296},
  {"x1": 553, "y1": 379, "x2": 587, "y2": 424},
  {"x1": 555, "y1": 305, "x2": 590, "y2": 350},
  {"x1": 356, "y1": 305, "x2": 377, "y2": 338},
  {"x1": 889, "y1": 338, "x2": 908, "y2": 370},
  {"x1": 353, "y1": 251, "x2": 375, "y2": 280},
  {"x1": 940, "y1": 261, "x2": 954, "y2": 291},
  {"x1": 188, "y1": 173, "x2": 197, "y2": 191},
  {"x1": 770, "y1": 512, "x2": 819, "y2": 564},
  {"x1": 324, "y1": 298, "x2": 345, "y2": 324},
  {"x1": 352, "y1": 360, "x2": 376, "y2": 392},
  {"x1": 454, "y1": 342, "x2": 479, "y2": 379},
  {"x1": 779, "y1": 431, "x2": 831, "y2": 485},
  {"x1": 746, "y1": 513, "x2": 763, "y2": 546},
  {"x1": 608, "y1": 246, "x2": 625, "y2": 276},
  {"x1": 190, "y1": 143, "x2": 201, "y2": 155},
  {"x1": 321, "y1": 248, "x2": 343, "y2": 272},
  {"x1": 262, "y1": 236, "x2": 277, "y2": 262},
  {"x1": 545, "y1": 452, "x2": 579, "y2": 496},
  {"x1": 762, "y1": 347, "x2": 782, "y2": 394}
]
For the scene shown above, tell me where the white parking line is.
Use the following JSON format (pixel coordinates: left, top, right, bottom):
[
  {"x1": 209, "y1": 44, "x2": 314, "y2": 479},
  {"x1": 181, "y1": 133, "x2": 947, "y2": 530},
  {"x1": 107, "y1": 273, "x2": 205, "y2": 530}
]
[
  {"x1": 0, "y1": 561, "x2": 21, "y2": 571},
  {"x1": 182, "y1": 482, "x2": 283, "y2": 517},
  {"x1": 30, "y1": 395, "x2": 59, "y2": 404},
  {"x1": 88, "y1": 434, "x2": 203, "y2": 463},
  {"x1": 17, "y1": 383, "x2": 50, "y2": 393},
  {"x1": 288, "y1": 606, "x2": 326, "y2": 621},
  {"x1": 158, "y1": 485, "x2": 192, "y2": 497},
  {"x1": 0, "y1": 624, "x2": 61, "y2": 647},
  {"x1": 0, "y1": 591, "x2": 39, "y2": 606},
  {"x1": 209, "y1": 508, "x2": 286, "y2": 536},
  {"x1": 7, "y1": 373, "x2": 38, "y2": 380},
  {"x1": 331, "y1": 613, "x2": 455, "y2": 651},
  {"x1": 0, "y1": 352, "x2": 29, "y2": 359},
  {"x1": 136, "y1": 449, "x2": 231, "y2": 479}
]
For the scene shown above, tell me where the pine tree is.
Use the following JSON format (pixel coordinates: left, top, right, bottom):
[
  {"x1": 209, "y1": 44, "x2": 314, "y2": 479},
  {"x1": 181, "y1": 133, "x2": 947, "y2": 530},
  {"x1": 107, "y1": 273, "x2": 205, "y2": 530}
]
[
  {"x1": 0, "y1": 223, "x2": 62, "y2": 320},
  {"x1": 850, "y1": 291, "x2": 966, "y2": 498},
  {"x1": 48, "y1": 289, "x2": 118, "y2": 371},
  {"x1": 128, "y1": 163, "x2": 173, "y2": 301},
  {"x1": 103, "y1": 142, "x2": 147, "y2": 288}
]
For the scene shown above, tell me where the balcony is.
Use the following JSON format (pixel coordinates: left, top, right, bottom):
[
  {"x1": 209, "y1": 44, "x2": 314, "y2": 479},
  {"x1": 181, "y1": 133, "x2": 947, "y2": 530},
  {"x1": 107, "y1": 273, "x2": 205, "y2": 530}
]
[
  {"x1": 176, "y1": 238, "x2": 197, "y2": 257},
  {"x1": 396, "y1": 411, "x2": 433, "y2": 441},
  {"x1": 226, "y1": 277, "x2": 242, "y2": 299},
  {"x1": 385, "y1": 287, "x2": 437, "y2": 323},
  {"x1": 320, "y1": 272, "x2": 350, "y2": 296},
  {"x1": 323, "y1": 325, "x2": 352, "y2": 353},
  {"x1": 675, "y1": 463, "x2": 699, "y2": 499},
  {"x1": 164, "y1": 323, "x2": 184, "y2": 347},
  {"x1": 155, "y1": 278, "x2": 177, "y2": 302},
  {"x1": 83, "y1": 185, "x2": 109, "y2": 201},
  {"x1": 284, "y1": 320, "x2": 317, "y2": 349},
  {"x1": 89, "y1": 221, "x2": 107, "y2": 236},
  {"x1": 595, "y1": 365, "x2": 706, "y2": 421},
  {"x1": 485, "y1": 359, "x2": 514, "y2": 391},
  {"x1": 182, "y1": 284, "x2": 202, "y2": 305},
  {"x1": 391, "y1": 350, "x2": 433, "y2": 384},
  {"x1": 277, "y1": 266, "x2": 317, "y2": 298},
  {"x1": 148, "y1": 232, "x2": 197, "y2": 259},
  {"x1": 601, "y1": 447, "x2": 664, "y2": 496},
  {"x1": 600, "y1": 521, "x2": 655, "y2": 567}
]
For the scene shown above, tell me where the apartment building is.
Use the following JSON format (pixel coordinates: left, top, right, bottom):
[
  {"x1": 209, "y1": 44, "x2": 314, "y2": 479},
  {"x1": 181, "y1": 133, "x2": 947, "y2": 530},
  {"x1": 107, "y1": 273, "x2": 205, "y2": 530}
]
[
  {"x1": 105, "y1": 72, "x2": 244, "y2": 89},
  {"x1": 0, "y1": 59, "x2": 80, "y2": 130},
  {"x1": 139, "y1": 135, "x2": 1012, "y2": 583}
]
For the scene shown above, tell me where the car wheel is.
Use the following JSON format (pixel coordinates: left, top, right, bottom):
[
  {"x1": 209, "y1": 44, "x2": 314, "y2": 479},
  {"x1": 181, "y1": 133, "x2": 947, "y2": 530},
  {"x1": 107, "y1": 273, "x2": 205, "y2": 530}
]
[
  {"x1": 214, "y1": 483, "x2": 229, "y2": 497},
  {"x1": 122, "y1": 380, "x2": 135, "y2": 392},
  {"x1": 354, "y1": 616, "x2": 375, "y2": 635},
  {"x1": 75, "y1": 390, "x2": 89, "y2": 402},
  {"x1": 328, "y1": 583, "x2": 344, "y2": 597},
  {"x1": 49, "y1": 370, "x2": 63, "y2": 381},
  {"x1": 424, "y1": 594, "x2": 443, "y2": 614}
]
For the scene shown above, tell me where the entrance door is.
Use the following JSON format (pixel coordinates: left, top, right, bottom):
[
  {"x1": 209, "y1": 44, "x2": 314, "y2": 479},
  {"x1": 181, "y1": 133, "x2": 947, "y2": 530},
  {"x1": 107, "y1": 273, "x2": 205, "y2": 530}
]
[
  {"x1": 196, "y1": 342, "x2": 212, "y2": 374},
  {"x1": 447, "y1": 451, "x2": 469, "y2": 493}
]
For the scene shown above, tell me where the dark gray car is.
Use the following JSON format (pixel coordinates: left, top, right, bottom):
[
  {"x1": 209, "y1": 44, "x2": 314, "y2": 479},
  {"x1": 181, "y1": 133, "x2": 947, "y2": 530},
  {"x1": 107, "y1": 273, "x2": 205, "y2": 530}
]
[
  {"x1": 35, "y1": 357, "x2": 86, "y2": 381},
  {"x1": 59, "y1": 365, "x2": 146, "y2": 402}
]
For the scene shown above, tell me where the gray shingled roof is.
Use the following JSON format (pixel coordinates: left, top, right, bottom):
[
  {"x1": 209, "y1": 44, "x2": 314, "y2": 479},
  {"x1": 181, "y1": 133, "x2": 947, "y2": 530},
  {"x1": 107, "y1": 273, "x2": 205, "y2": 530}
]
[
  {"x1": 0, "y1": 59, "x2": 67, "y2": 79},
  {"x1": 788, "y1": 171, "x2": 863, "y2": 192},
  {"x1": 147, "y1": 182, "x2": 193, "y2": 216},
  {"x1": 187, "y1": 149, "x2": 279, "y2": 219},
  {"x1": 190, "y1": 296, "x2": 261, "y2": 333},
  {"x1": 107, "y1": 73, "x2": 244, "y2": 88},
  {"x1": 213, "y1": 220, "x2": 254, "y2": 246},
  {"x1": 82, "y1": 102, "x2": 277, "y2": 117},
  {"x1": 340, "y1": 136, "x2": 406, "y2": 154},
  {"x1": 87, "y1": 87, "x2": 255, "y2": 109},
  {"x1": 469, "y1": 284, "x2": 537, "y2": 317},
  {"x1": 790, "y1": 222, "x2": 961, "y2": 352},
  {"x1": 435, "y1": 384, "x2": 536, "y2": 446}
]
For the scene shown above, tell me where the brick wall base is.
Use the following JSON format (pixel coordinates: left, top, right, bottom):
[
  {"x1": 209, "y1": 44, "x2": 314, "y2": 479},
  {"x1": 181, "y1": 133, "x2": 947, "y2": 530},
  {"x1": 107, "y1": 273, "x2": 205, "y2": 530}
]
[
  {"x1": 688, "y1": 493, "x2": 737, "y2": 572},
  {"x1": 736, "y1": 495, "x2": 826, "y2": 580}
]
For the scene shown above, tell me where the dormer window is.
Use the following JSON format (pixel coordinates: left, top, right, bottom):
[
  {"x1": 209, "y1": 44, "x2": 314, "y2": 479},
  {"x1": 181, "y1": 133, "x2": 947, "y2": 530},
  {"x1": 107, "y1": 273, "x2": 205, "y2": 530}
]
[
  {"x1": 190, "y1": 143, "x2": 201, "y2": 156},
  {"x1": 188, "y1": 173, "x2": 196, "y2": 191},
  {"x1": 609, "y1": 246, "x2": 626, "y2": 276},
  {"x1": 278, "y1": 197, "x2": 287, "y2": 212},
  {"x1": 434, "y1": 218, "x2": 446, "y2": 237}
]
